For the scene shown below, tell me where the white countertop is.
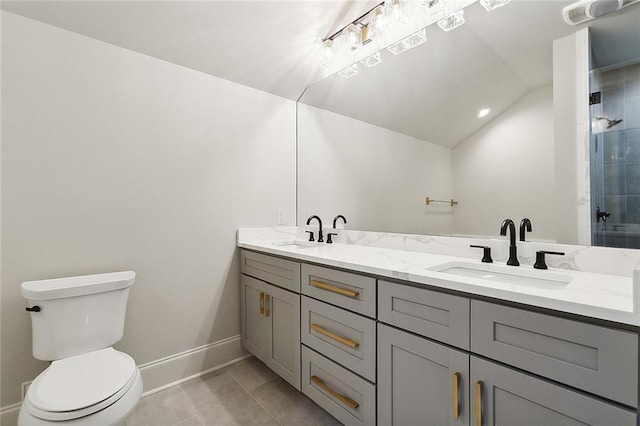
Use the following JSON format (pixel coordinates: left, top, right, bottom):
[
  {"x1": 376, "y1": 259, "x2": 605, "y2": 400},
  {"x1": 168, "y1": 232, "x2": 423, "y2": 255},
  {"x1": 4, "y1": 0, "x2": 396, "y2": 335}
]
[{"x1": 238, "y1": 227, "x2": 640, "y2": 327}]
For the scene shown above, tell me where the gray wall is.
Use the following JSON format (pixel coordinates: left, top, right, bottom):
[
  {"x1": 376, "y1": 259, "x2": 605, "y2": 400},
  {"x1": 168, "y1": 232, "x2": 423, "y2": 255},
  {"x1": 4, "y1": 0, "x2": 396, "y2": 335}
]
[
  {"x1": 453, "y1": 86, "x2": 555, "y2": 240},
  {"x1": 1, "y1": 12, "x2": 296, "y2": 408}
]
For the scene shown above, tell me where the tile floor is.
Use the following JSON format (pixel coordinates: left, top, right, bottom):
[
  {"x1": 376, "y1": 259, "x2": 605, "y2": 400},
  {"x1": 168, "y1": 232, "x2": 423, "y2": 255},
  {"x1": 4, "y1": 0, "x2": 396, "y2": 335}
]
[{"x1": 126, "y1": 356, "x2": 342, "y2": 426}]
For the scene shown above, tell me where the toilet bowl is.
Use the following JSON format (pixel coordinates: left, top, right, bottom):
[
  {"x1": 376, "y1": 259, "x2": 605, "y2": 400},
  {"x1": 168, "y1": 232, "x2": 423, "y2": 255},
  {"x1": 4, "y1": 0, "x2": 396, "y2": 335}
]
[
  {"x1": 19, "y1": 272, "x2": 142, "y2": 425},
  {"x1": 18, "y1": 348, "x2": 142, "y2": 426}
]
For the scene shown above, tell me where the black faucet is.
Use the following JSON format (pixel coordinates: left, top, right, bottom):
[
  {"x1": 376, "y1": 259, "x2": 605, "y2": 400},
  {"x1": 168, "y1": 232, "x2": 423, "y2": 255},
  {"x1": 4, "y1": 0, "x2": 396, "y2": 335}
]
[
  {"x1": 500, "y1": 219, "x2": 520, "y2": 266},
  {"x1": 306, "y1": 215, "x2": 324, "y2": 243},
  {"x1": 333, "y1": 215, "x2": 347, "y2": 229},
  {"x1": 519, "y1": 218, "x2": 532, "y2": 242}
]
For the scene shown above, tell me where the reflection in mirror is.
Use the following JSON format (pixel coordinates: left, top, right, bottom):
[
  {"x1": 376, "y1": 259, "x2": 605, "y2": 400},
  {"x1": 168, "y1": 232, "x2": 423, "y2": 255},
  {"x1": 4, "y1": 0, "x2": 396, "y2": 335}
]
[{"x1": 297, "y1": 0, "x2": 640, "y2": 245}]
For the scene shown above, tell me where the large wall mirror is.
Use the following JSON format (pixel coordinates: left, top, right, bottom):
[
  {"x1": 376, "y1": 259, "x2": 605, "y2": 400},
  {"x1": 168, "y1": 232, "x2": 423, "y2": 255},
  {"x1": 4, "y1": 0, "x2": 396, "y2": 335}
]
[{"x1": 297, "y1": 0, "x2": 640, "y2": 245}]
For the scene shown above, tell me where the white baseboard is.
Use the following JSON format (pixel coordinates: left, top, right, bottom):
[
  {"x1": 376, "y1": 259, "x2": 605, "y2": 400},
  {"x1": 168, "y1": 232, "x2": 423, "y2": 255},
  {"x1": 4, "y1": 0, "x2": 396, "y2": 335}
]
[
  {"x1": 138, "y1": 335, "x2": 248, "y2": 395},
  {"x1": 138, "y1": 335, "x2": 249, "y2": 396},
  {"x1": 0, "y1": 336, "x2": 249, "y2": 426},
  {"x1": 0, "y1": 402, "x2": 20, "y2": 426}
]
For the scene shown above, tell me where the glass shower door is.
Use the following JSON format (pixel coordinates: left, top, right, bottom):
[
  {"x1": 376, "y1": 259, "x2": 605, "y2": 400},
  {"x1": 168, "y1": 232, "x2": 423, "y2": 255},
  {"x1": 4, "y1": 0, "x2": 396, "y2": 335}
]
[{"x1": 590, "y1": 63, "x2": 640, "y2": 248}]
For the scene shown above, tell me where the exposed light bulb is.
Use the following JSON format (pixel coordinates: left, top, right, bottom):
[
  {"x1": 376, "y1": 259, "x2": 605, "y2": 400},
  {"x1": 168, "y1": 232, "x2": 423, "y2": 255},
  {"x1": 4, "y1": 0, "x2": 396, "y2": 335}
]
[
  {"x1": 385, "y1": 0, "x2": 408, "y2": 24},
  {"x1": 478, "y1": 108, "x2": 491, "y2": 118},
  {"x1": 344, "y1": 24, "x2": 362, "y2": 51},
  {"x1": 319, "y1": 40, "x2": 336, "y2": 70},
  {"x1": 369, "y1": 5, "x2": 388, "y2": 37}
]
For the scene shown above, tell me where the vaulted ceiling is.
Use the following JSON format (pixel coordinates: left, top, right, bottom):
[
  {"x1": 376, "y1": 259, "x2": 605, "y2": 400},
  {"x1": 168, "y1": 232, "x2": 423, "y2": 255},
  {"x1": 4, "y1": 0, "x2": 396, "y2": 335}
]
[{"x1": 2, "y1": 0, "x2": 639, "y2": 146}]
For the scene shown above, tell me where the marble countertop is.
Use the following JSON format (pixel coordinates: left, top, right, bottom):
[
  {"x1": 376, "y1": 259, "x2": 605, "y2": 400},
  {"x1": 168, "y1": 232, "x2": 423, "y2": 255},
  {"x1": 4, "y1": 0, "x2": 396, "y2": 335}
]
[{"x1": 238, "y1": 227, "x2": 640, "y2": 327}]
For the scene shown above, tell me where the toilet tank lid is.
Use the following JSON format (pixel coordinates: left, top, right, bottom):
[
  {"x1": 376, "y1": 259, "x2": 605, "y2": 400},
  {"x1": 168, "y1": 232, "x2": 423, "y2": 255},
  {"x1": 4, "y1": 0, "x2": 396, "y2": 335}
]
[{"x1": 22, "y1": 271, "x2": 136, "y2": 300}]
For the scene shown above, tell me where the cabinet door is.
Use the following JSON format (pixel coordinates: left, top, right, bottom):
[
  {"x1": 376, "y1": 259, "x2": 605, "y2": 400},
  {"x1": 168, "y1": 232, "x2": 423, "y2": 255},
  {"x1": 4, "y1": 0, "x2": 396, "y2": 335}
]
[
  {"x1": 378, "y1": 324, "x2": 470, "y2": 426},
  {"x1": 265, "y1": 283, "x2": 301, "y2": 391},
  {"x1": 240, "y1": 275, "x2": 267, "y2": 362},
  {"x1": 470, "y1": 356, "x2": 637, "y2": 426}
]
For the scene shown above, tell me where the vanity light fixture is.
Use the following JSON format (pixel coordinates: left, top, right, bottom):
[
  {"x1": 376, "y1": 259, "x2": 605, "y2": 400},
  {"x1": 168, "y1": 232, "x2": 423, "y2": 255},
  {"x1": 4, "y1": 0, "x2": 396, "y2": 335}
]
[
  {"x1": 320, "y1": 0, "x2": 513, "y2": 77},
  {"x1": 369, "y1": 4, "x2": 389, "y2": 38},
  {"x1": 421, "y1": 0, "x2": 448, "y2": 15},
  {"x1": 437, "y1": 9, "x2": 465, "y2": 31},
  {"x1": 479, "y1": 0, "x2": 512, "y2": 12},
  {"x1": 478, "y1": 108, "x2": 491, "y2": 118},
  {"x1": 344, "y1": 24, "x2": 363, "y2": 51},
  {"x1": 320, "y1": 39, "x2": 336, "y2": 70}
]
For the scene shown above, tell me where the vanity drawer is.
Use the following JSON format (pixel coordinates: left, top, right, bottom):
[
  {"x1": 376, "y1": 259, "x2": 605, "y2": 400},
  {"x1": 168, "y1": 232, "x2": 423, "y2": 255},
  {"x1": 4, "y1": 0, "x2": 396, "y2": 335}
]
[
  {"x1": 301, "y1": 345, "x2": 376, "y2": 426},
  {"x1": 378, "y1": 280, "x2": 470, "y2": 350},
  {"x1": 240, "y1": 250, "x2": 301, "y2": 293},
  {"x1": 471, "y1": 300, "x2": 638, "y2": 407},
  {"x1": 301, "y1": 264, "x2": 376, "y2": 318},
  {"x1": 302, "y1": 296, "x2": 376, "y2": 382}
]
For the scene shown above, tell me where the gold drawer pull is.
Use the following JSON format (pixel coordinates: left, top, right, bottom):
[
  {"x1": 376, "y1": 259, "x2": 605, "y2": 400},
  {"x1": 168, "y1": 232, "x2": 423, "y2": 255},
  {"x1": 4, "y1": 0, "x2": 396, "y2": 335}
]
[
  {"x1": 310, "y1": 280, "x2": 359, "y2": 298},
  {"x1": 259, "y1": 292, "x2": 265, "y2": 314},
  {"x1": 475, "y1": 381, "x2": 483, "y2": 426},
  {"x1": 310, "y1": 323, "x2": 359, "y2": 348},
  {"x1": 265, "y1": 294, "x2": 270, "y2": 317},
  {"x1": 453, "y1": 372, "x2": 460, "y2": 419},
  {"x1": 311, "y1": 375, "x2": 359, "y2": 410}
]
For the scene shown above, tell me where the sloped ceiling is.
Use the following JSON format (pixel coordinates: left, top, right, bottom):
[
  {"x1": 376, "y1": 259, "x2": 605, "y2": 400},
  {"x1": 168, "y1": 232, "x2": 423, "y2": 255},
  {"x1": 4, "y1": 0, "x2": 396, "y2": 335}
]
[
  {"x1": 0, "y1": 0, "x2": 377, "y2": 100},
  {"x1": 2, "y1": 0, "x2": 639, "y2": 147}
]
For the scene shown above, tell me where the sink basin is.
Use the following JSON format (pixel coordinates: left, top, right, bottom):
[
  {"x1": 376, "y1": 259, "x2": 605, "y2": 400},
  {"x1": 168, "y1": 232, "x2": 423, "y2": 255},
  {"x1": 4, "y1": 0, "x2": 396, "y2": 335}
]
[
  {"x1": 272, "y1": 240, "x2": 318, "y2": 249},
  {"x1": 429, "y1": 262, "x2": 572, "y2": 289}
]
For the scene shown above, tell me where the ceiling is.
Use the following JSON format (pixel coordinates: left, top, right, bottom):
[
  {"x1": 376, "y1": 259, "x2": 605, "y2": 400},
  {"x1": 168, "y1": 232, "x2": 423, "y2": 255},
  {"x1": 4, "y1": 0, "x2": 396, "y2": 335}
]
[
  {"x1": 2, "y1": 0, "x2": 639, "y2": 146},
  {"x1": 0, "y1": 0, "x2": 379, "y2": 100},
  {"x1": 299, "y1": 0, "x2": 640, "y2": 147}
]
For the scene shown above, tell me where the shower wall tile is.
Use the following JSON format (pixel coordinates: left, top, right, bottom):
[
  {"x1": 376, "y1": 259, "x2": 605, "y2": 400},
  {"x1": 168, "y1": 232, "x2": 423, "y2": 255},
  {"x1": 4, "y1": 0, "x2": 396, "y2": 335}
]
[
  {"x1": 602, "y1": 68, "x2": 623, "y2": 90},
  {"x1": 603, "y1": 100, "x2": 624, "y2": 127},
  {"x1": 603, "y1": 195, "x2": 626, "y2": 224},
  {"x1": 625, "y1": 97, "x2": 640, "y2": 129},
  {"x1": 625, "y1": 164, "x2": 640, "y2": 195},
  {"x1": 603, "y1": 87, "x2": 624, "y2": 102},
  {"x1": 603, "y1": 163, "x2": 626, "y2": 195},
  {"x1": 623, "y1": 64, "x2": 640, "y2": 98},
  {"x1": 624, "y1": 129, "x2": 640, "y2": 162},
  {"x1": 626, "y1": 196, "x2": 640, "y2": 224},
  {"x1": 603, "y1": 131, "x2": 624, "y2": 163}
]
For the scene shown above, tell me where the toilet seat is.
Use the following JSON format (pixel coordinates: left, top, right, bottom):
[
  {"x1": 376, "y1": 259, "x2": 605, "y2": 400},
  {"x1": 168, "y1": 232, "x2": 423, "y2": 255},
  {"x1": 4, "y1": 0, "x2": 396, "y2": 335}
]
[{"x1": 25, "y1": 348, "x2": 137, "y2": 422}]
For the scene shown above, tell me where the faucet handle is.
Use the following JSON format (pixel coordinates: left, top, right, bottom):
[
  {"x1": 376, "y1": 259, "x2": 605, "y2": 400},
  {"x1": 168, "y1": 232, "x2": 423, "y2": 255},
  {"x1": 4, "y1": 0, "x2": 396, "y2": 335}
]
[
  {"x1": 305, "y1": 231, "x2": 315, "y2": 242},
  {"x1": 470, "y1": 245, "x2": 493, "y2": 263},
  {"x1": 326, "y1": 233, "x2": 338, "y2": 244},
  {"x1": 533, "y1": 251, "x2": 565, "y2": 270}
]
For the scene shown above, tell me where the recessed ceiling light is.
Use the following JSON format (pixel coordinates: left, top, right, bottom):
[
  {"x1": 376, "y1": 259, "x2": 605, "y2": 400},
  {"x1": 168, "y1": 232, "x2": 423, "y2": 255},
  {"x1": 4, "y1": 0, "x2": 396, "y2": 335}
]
[{"x1": 478, "y1": 108, "x2": 491, "y2": 118}]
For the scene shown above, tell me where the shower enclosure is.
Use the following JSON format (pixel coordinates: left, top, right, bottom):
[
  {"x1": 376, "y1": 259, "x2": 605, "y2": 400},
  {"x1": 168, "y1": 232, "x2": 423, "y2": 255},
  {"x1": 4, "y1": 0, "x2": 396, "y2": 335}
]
[{"x1": 590, "y1": 62, "x2": 640, "y2": 248}]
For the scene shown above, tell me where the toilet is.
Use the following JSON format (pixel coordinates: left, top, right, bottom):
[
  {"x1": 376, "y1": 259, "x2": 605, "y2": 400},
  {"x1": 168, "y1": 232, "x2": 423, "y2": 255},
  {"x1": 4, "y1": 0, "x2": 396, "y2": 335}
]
[{"x1": 18, "y1": 271, "x2": 143, "y2": 426}]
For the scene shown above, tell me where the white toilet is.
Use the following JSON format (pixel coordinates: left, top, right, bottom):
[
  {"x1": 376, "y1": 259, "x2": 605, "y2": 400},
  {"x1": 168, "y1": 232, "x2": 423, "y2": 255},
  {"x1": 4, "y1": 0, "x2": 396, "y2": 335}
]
[{"x1": 19, "y1": 271, "x2": 143, "y2": 425}]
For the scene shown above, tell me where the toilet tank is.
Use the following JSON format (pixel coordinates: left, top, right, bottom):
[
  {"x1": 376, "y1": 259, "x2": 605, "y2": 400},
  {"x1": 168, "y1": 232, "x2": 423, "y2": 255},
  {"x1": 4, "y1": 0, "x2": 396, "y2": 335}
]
[{"x1": 21, "y1": 271, "x2": 136, "y2": 361}]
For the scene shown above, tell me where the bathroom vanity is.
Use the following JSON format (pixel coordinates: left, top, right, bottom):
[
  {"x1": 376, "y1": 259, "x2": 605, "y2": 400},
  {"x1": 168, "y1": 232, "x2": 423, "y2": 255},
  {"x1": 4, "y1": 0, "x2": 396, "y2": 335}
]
[{"x1": 238, "y1": 227, "x2": 640, "y2": 426}]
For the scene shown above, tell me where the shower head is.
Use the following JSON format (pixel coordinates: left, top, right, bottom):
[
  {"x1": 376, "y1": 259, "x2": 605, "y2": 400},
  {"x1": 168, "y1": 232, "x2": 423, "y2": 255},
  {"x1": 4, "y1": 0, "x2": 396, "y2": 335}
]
[
  {"x1": 595, "y1": 116, "x2": 624, "y2": 130},
  {"x1": 606, "y1": 118, "x2": 623, "y2": 129}
]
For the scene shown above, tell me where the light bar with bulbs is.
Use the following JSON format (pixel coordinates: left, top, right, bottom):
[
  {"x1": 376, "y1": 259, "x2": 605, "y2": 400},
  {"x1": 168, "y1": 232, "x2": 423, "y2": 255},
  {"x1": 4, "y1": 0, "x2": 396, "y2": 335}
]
[{"x1": 321, "y1": 0, "x2": 512, "y2": 78}]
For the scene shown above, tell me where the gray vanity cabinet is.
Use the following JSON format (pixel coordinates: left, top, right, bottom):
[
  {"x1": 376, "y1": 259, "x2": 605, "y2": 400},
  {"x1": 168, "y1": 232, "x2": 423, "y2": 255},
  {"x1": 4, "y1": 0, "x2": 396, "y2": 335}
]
[
  {"x1": 378, "y1": 324, "x2": 470, "y2": 426},
  {"x1": 470, "y1": 356, "x2": 636, "y2": 426},
  {"x1": 240, "y1": 251, "x2": 301, "y2": 390},
  {"x1": 240, "y1": 274, "x2": 268, "y2": 359},
  {"x1": 471, "y1": 300, "x2": 638, "y2": 407}
]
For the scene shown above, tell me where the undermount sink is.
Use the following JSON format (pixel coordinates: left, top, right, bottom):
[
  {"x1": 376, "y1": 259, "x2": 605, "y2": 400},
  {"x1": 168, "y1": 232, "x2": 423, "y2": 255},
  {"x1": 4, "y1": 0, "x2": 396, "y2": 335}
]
[
  {"x1": 272, "y1": 240, "x2": 317, "y2": 249},
  {"x1": 429, "y1": 261, "x2": 572, "y2": 289}
]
